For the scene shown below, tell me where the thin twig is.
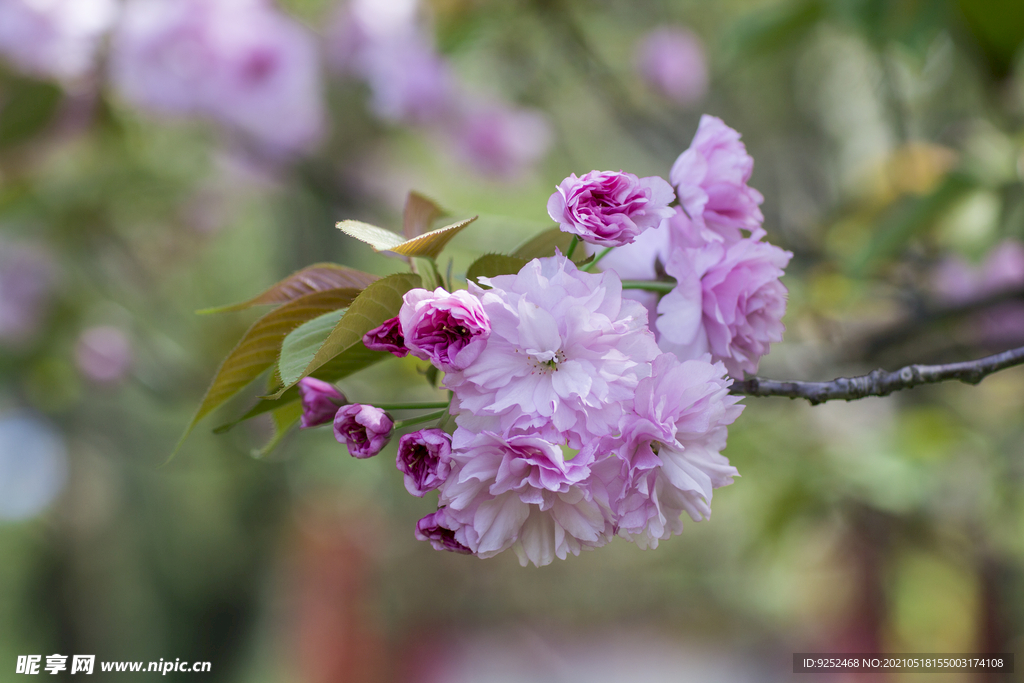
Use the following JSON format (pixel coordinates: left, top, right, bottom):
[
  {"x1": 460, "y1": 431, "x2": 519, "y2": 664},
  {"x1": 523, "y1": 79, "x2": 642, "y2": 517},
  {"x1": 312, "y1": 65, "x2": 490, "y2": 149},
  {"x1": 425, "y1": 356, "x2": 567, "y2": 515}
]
[{"x1": 731, "y1": 345, "x2": 1024, "y2": 405}]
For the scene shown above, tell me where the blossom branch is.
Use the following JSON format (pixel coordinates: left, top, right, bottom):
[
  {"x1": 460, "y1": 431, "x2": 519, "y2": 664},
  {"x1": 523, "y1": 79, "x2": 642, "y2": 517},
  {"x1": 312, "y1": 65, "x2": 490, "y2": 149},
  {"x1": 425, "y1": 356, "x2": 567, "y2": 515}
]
[{"x1": 731, "y1": 345, "x2": 1024, "y2": 405}]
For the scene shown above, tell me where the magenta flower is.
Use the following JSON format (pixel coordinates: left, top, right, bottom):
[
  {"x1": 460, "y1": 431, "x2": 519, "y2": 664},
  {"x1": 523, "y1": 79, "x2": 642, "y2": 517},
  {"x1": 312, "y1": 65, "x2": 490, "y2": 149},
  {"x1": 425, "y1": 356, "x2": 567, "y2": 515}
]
[
  {"x1": 399, "y1": 288, "x2": 491, "y2": 371},
  {"x1": 363, "y1": 316, "x2": 409, "y2": 357},
  {"x1": 657, "y1": 235, "x2": 792, "y2": 376},
  {"x1": 297, "y1": 377, "x2": 346, "y2": 429},
  {"x1": 670, "y1": 115, "x2": 764, "y2": 241},
  {"x1": 414, "y1": 508, "x2": 472, "y2": 554},
  {"x1": 333, "y1": 404, "x2": 393, "y2": 458},
  {"x1": 0, "y1": 0, "x2": 115, "y2": 81},
  {"x1": 634, "y1": 27, "x2": 708, "y2": 106},
  {"x1": 439, "y1": 431, "x2": 610, "y2": 567},
  {"x1": 444, "y1": 254, "x2": 660, "y2": 450},
  {"x1": 396, "y1": 429, "x2": 453, "y2": 497},
  {"x1": 110, "y1": 0, "x2": 324, "y2": 153},
  {"x1": 547, "y1": 170, "x2": 675, "y2": 247}
]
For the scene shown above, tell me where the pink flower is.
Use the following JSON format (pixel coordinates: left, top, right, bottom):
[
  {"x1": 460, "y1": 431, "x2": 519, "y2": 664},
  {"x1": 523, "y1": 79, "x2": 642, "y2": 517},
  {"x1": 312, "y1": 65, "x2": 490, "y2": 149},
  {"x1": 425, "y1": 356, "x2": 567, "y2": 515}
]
[
  {"x1": 634, "y1": 27, "x2": 708, "y2": 106},
  {"x1": 297, "y1": 377, "x2": 346, "y2": 429},
  {"x1": 444, "y1": 254, "x2": 661, "y2": 450},
  {"x1": 589, "y1": 354, "x2": 743, "y2": 549},
  {"x1": 399, "y1": 288, "x2": 491, "y2": 371},
  {"x1": 110, "y1": 0, "x2": 324, "y2": 153},
  {"x1": 333, "y1": 404, "x2": 393, "y2": 458},
  {"x1": 74, "y1": 326, "x2": 133, "y2": 385},
  {"x1": 415, "y1": 507, "x2": 472, "y2": 554},
  {"x1": 657, "y1": 233, "x2": 792, "y2": 376},
  {"x1": 439, "y1": 430, "x2": 611, "y2": 566},
  {"x1": 0, "y1": 0, "x2": 115, "y2": 81},
  {"x1": 363, "y1": 316, "x2": 409, "y2": 357},
  {"x1": 546, "y1": 170, "x2": 675, "y2": 247},
  {"x1": 396, "y1": 429, "x2": 452, "y2": 497},
  {"x1": 670, "y1": 115, "x2": 764, "y2": 241}
]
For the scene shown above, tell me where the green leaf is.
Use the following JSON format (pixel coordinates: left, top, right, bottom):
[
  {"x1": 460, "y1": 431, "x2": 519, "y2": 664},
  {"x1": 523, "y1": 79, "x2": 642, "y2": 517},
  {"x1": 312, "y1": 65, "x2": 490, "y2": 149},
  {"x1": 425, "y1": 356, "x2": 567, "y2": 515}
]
[
  {"x1": 466, "y1": 254, "x2": 528, "y2": 284},
  {"x1": 214, "y1": 343, "x2": 392, "y2": 434},
  {"x1": 251, "y1": 401, "x2": 303, "y2": 459},
  {"x1": 403, "y1": 191, "x2": 445, "y2": 240},
  {"x1": 263, "y1": 273, "x2": 422, "y2": 398},
  {"x1": 512, "y1": 228, "x2": 590, "y2": 264},
  {"x1": 278, "y1": 308, "x2": 346, "y2": 388},
  {"x1": 198, "y1": 263, "x2": 377, "y2": 314},
  {"x1": 0, "y1": 77, "x2": 62, "y2": 150},
  {"x1": 175, "y1": 287, "x2": 361, "y2": 454},
  {"x1": 338, "y1": 216, "x2": 478, "y2": 260},
  {"x1": 413, "y1": 257, "x2": 443, "y2": 291}
]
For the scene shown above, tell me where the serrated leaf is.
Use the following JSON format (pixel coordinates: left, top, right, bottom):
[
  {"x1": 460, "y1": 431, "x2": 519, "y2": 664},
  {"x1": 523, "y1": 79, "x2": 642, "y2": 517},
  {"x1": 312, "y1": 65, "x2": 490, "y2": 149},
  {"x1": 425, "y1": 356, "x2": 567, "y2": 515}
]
[
  {"x1": 197, "y1": 264, "x2": 377, "y2": 314},
  {"x1": 466, "y1": 254, "x2": 528, "y2": 284},
  {"x1": 338, "y1": 217, "x2": 478, "y2": 260},
  {"x1": 264, "y1": 273, "x2": 422, "y2": 399},
  {"x1": 513, "y1": 228, "x2": 590, "y2": 264},
  {"x1": 337, "y1": 220, "x2": 407, "y2": 252},
  {"x1": 403, "y1": 191, "x2": 445, "y2": 240},
  {"x1": 278, "y1": 308, "x2": 346, "y2": 388},
  {"x1": 251, "y1": 401, "x2": 303, "y2": 459},
  {"x1": 175, "y1": 287, "x2": 361, "y2": 454}
]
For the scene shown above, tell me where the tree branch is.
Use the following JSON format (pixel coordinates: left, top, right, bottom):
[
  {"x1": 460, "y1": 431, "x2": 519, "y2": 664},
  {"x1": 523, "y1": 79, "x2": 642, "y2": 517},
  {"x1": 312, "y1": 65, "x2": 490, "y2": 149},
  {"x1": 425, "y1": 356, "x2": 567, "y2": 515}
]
[{"x1": 731, "y1": 345, "x2": 1024, "y2": 405}]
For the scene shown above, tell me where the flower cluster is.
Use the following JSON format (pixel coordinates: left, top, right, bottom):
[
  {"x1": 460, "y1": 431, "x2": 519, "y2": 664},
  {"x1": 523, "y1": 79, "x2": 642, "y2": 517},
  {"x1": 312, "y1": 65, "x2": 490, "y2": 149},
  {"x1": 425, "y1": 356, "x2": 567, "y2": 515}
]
[
  {"x1": 595, "y1": 115, "x2": 793, "y2": 377},
  {"x1": 289, "y1": 116, "x2": 790, "y2": 566}
]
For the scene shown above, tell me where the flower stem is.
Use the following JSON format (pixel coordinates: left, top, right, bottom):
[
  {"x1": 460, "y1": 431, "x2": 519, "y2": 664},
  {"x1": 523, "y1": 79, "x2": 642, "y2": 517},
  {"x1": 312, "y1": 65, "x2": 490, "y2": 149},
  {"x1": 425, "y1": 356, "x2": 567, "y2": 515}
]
[
  {"x1": 374, "y1": 402, "x2": 450, "y2": 411},
  {"x1": 580, "y1": 247, "x2": 613, "y2": 272},
  {"x1": 620, "y1": 279, "x2": 676, "y2": 293},
  {"x1": 393, "y1": 410, "x2": 447, "y2": 430},
  {"x1": 565, "y1": 235, "x2": 579, "y2": 260}
]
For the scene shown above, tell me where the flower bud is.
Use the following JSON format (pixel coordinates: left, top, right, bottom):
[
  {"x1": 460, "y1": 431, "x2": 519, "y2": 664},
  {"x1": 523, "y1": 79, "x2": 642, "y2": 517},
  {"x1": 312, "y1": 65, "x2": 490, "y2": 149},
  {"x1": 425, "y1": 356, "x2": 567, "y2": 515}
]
[
  {"x1": 333, "y1": 404, "x2": 392, "y2": 458},
  {"x1": 297, "y1": 377, "x2": 346, "y2": 428}
]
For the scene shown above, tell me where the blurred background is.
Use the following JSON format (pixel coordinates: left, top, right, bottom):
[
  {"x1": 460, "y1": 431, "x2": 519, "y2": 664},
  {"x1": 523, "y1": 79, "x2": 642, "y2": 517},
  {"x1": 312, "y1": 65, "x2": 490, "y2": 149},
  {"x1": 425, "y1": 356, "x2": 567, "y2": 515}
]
[{"x1": 1, "y1": 0, "x2": 1024, "y2": 681}]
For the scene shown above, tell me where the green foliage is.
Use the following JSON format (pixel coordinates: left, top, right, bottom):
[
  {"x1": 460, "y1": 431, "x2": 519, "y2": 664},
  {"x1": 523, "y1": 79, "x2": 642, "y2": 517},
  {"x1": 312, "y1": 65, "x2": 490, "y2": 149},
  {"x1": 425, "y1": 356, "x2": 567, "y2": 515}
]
[
  {"x1": 277, "y1": 308, "x2": 346, "y2": 388},
  {"x1": 337, "y1": 216, "x2": 478, "y2": 259},
  {"x1": 196, "y1": 264, "x2": 377, "y2": 314},
  {"x1": 466, "y1": 254, "x2": 528, "y2": 284},
  {"x1": 512, "y1": 228, "x2": 591, "y2": 264},
  {"x1": 0, "y1": 76, "x2": 62, "y2": 150},
  {"x1": 178, "y1": 287, "x2": 361, "y2": 449},
  {"x1": 264, "y1": 273, "x2": 422, "y2": 399}
]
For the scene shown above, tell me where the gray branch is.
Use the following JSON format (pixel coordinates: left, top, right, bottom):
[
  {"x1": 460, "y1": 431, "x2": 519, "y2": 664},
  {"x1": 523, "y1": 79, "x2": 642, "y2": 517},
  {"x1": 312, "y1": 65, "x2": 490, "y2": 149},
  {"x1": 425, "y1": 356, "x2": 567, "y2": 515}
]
[{"x1": 731, "y1": 345, "x2": 1024, "y2": 405}]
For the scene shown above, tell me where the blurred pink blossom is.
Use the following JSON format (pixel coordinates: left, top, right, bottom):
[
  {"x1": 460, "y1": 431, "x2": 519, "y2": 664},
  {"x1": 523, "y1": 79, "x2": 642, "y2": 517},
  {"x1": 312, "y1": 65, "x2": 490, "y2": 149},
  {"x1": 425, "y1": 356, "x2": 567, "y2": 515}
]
[
  {"x1": 447, "y1": 102, "x2": 553, "y2": 179},
  {"x1": 74, "y1": 325, "x2": 133, "y2": 384},
  {"x1": 0, "y1": 0, "x2": 116, "y2": 81},
  {"x1": 0, "y1": 240, "x2": 56, "y2": 348},
  {"x1": 932, "y1": 239, "x2": 1024, "y2": 345},
  {"x1": 110, "y1": 0, "x2": 325, "y2": 153},
  {"x1": 634, "y1": 27, "x2": 708, "y2": 106}
]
